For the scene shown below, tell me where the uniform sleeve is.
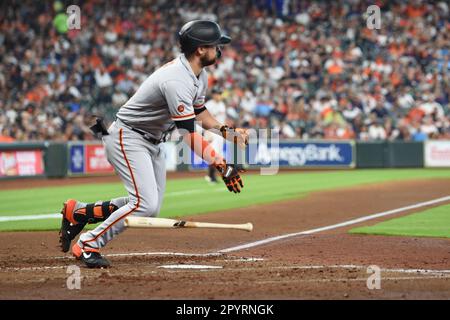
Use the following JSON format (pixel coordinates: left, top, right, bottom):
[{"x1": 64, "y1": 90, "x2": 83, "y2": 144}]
[
  {"x1": 160, "y1": 80, "x2": 196, "y2": 121},
  {"x1": 194, "y1": 96, "x2": 207, "y2": 114},
  {"x1": 193, "y1": 73, "x2": 207, "y2": 114}
]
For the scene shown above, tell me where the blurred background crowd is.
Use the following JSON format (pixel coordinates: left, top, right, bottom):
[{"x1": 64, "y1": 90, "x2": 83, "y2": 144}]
[{"x1": 0, "y1": 0, "x2": 449, "y2": 142}]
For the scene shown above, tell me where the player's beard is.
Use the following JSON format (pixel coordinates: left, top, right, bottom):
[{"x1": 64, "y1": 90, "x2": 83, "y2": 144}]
[{"x1": 200, "y1": 54, "x2": 217, "y2": 67}]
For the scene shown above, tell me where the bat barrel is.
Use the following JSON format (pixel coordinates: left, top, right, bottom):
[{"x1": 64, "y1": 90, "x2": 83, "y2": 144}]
[
  {"x1": 124, "y1": 217, "x2": 253, "y2": 232},
  {"x1": 190, "y1": 221, "x2": 253, "y2": 232}
]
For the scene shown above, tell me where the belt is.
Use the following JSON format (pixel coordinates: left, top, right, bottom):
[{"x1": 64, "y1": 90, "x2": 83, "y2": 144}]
[
  {"x1": 117, "y1": 118, "x2": 163, "y2": 145},
  {"x1": 130, "y1": 127, "x2": 163, "y2": 145}
]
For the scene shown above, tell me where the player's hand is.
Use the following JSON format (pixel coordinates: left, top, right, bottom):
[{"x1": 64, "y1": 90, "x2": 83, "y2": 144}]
[
  {"x1": 234, "y1": 128, "x2": 249, "y2": 148},
  {"x1": 215, "y1": 161, "x2": 244, "y2": 193},
  {"x1": 220, "y1": 126, "x2": 249, "y2": 149}
]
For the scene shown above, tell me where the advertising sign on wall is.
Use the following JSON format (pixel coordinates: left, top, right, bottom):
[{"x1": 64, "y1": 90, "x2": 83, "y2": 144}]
[
  {"x1": 68, "y1": 141, "x2": 178, "y2": 175},
  {"x1": 85, "y1": 144, "x2": 113, "y2": 174},
  {"x1": 69, "y1": 144, "x2": 85, "y2": 174},
  {"x1": 248, "y1": 141, "x2": 355, "y2": 168},
  {"x1": 68, "y1": 143, "x2": 113, "y2": 175},
  {"x1": 424, "y1": 140, "x2": 450, "y2": 167},
  {"x1": 0, "y1": 150, "x2": 44, "y2": 177},
  {"x1": 189, "y1": 140, "x2": 355, "y2": 171}
]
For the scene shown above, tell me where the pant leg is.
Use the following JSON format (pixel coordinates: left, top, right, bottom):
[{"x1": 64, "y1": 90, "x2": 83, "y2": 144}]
[
  {"x1": 111, "y1": 197, "x2": 129, "y2": 208},
  {"x1": 151, "y1": 144, "x2": 166, "y2": 215},
  {"x1": 78, "y1": 123, "x2": 161, "y2": 250}
]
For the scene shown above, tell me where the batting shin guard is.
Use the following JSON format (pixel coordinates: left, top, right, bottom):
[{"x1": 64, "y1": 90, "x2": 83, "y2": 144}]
[{"x1": 73, "y1": 201, "x2": 119, "y2": 224}]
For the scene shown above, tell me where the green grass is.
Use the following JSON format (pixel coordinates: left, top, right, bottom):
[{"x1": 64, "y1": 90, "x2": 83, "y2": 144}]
[
  {"x1": 349, "y1": 203, "x2": 450, "y2": 238},
  {"x1": 1, "y1": 169, "x2": 450, "y2": 231}
]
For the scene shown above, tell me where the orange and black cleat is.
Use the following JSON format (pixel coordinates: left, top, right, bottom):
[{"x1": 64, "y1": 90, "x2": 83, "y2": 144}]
[
  {"x1": 59, "y1": 199, "x2": 86, "y2": 253},
  {"x1": 72, "y1": 243, "x2": 110, "y2": 268}
]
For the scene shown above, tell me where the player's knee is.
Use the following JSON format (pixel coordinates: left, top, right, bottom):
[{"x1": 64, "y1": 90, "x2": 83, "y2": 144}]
[
  {"x1": 127, "y1": 196, "x2": 139, "y2": 209},
  {"x1": 136, "y1": 195, "x2": 159, "y2": 217}
]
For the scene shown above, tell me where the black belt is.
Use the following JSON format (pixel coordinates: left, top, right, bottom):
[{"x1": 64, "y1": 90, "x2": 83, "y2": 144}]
[
  {"x1": 117, "y1": 118, "x2": 163, "y2": 145},
  {"x1": 130, "y1": 127, "x2": 163, "y2": 145}
]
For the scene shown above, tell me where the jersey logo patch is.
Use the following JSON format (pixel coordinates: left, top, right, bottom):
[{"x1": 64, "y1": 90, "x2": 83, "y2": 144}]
[{"x1": 177, "y1": 105, "x2": 185, "y2": 113}]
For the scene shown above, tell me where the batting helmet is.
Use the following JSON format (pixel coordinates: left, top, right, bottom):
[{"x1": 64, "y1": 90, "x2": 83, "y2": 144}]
[{"x1": 178, "y1": 20, "x2": 231, "y2": 56}]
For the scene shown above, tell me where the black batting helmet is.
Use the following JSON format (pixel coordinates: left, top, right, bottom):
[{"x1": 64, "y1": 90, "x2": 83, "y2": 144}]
[{"x1": 178, "y1": 20, "x2": 231, "y2": 56}]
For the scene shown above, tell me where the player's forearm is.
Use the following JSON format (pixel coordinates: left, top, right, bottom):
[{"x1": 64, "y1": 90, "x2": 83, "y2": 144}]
[
  {"x1": 182, "y1": 131, "x2": 224, "y2": 166},
  {"x1": 195, "y1": 109, "x2": 224, "y2": 131},
  {"x1": 193, "y1": 109, "x2": 249, "y2": 148}
]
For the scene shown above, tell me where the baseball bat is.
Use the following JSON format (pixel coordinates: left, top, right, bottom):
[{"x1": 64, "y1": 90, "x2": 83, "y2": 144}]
[{"x1": 124, "y1": 217, "x2": 253, "y2": 232}]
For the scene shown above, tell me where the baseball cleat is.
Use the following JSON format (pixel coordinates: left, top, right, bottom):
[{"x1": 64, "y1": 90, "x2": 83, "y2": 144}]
[
  {"x1": 81, "y1": 251, "x2": 110, "y2": 268},
  {"x1": 72, "y1": 243, "x2": 110, "y2": 268},
  {"x1": 59, "y1": 199, "x2": 86, "y2": 253}
]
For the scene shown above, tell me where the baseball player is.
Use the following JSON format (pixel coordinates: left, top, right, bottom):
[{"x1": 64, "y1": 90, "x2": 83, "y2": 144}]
[
  {"x1": 204, "y1": 87, "x2": 227, "y2": 183},
  {"x1": 59, "y1": 20, "x2": 249, "y2": 268}
]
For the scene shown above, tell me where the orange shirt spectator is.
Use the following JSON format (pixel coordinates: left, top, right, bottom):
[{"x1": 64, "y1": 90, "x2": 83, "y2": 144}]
[
  {"x1": 390, "y1": 72, "x2": 401, "y2": 87},
  {"x1": 89, "y1": 49, "x2": 103, "y2": 69},
  {"x1": 406, "y1": 5, "x2": 426, "y2": 18},
  {"x1": 0, "y1": 133, "x2": 15, "y2": 143},
  {"x1": 407, "y1": 108, "x2": 425, "y2": 123}
]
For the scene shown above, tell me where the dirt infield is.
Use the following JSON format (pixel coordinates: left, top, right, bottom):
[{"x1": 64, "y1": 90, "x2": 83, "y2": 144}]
[
  {"x1": 0, "y1": 178, "x2": 449, "y2": 299},
  {"x1": 0, "y1": 172, "x2": 196, "y2": 190}
]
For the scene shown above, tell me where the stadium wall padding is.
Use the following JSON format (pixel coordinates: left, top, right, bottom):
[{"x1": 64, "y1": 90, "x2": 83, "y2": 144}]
[
  {"x1": 355, "y1": 142, "x2": 386, "y2": 168},
  {"x1": 386, "y1": 141, "x2": 424, "y2": 168},
  {"x1": 356, "y1": 141, "x2": 424, "y2": 168},
  {"x1": 44, "y1": 142, "x2": 68, "y2": 178}
]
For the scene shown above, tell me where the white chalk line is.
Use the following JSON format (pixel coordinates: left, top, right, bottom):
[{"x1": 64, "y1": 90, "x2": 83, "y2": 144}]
[
  {"x1": 50, "y1": 251, "x2": 222, "y2": 260},
  {"x1": 218, "y1": 195, "x2": 450, "y2": 253},
  {"x1": 0, "y1": 251, "x2": 223, "y2": 271},
  {"x1": 3, "y1": 262, "x2": 450, "y2": 277},
  {"x1": 106, "y1": 251, "x2": 222, "y2": 258},
  {"x1": 0, "y1": 266, "x2": 66, "y2": 272},
  {"x1": 0, "y1": 188, "x2": 225, "y2": 222},
  {"x1": 0, "y1": 214, "x2": 60, "y2": 222},
  {"x1": 252, "y1": 274, "x2": 450, "y2": 285},
  {"x1": 156, "y1": 264, "x2": 450, "y2": 276}
]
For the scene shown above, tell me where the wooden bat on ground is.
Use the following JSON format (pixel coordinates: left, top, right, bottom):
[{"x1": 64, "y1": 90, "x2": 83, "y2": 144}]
[{"x1": 124, "y1": 217, "x2": 253, "y2": 232}]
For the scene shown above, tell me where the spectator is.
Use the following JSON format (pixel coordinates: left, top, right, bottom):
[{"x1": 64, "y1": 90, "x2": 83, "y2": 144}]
[
  {"x1": 420, "y1": 116, "x2": 439, "y2": 138},
  {"x1": 0, "y1": 0, "x2": 448, "y2": 142},
  {"x1": 370, "y1": 102, "x2": 389, "y2": 120},
  {"x1": 368, "y1": 120, "x2": 387, "y2": 140}
]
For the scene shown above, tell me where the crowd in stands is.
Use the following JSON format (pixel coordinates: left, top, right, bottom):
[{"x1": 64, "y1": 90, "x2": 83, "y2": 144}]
[{"x1": 0, "y1": 0, "x2": 449, "y2": 142}]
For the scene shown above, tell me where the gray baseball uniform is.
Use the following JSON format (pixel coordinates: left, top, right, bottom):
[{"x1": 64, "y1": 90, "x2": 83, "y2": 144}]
[{"x1": 77, "y1": 54, "x2": 208, "y2": 250}]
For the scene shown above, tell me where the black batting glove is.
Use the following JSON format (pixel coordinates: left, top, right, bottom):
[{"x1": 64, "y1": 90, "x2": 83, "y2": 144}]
[{"x1": 216, "y1": 163, "x2": 244, "y2": 193}]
